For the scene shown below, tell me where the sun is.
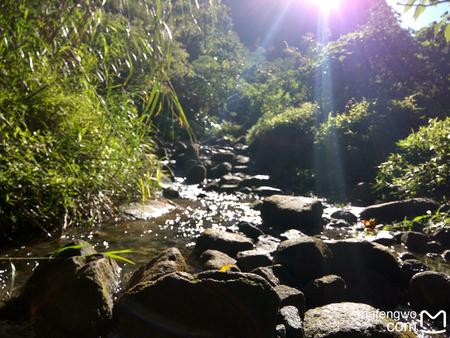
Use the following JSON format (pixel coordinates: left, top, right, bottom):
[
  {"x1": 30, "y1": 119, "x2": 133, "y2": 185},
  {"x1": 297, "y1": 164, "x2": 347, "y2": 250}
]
[{"x1": 308, "y1": 0, "x2": 341, "y2": 13}]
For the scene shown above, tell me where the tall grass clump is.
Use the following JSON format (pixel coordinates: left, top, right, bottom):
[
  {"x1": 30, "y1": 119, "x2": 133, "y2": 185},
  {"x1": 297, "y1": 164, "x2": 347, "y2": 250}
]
[{"x1": 0, "y1": 0, "x2": 192, "y2": 244}]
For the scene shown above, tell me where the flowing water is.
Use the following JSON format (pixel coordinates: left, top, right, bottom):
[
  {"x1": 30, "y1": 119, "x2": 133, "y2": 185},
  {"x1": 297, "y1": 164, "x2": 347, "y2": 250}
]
[{"x1": 1, "y1": 176, "x2": 449, "y2": 337}]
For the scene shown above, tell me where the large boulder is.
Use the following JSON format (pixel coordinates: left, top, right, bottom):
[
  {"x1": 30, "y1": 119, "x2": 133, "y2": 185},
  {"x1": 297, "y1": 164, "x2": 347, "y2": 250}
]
[
  {"x1": 304, "y1": 302, "x2": 407, "y2": 338},
  {"x1": 195, "y1": 228, "x2": 254, "y2": 257},
  {"x1": 274, "y1": 237, "x2": 332, "y2": 284},
  {"x1": 409, "y1": 271, "x2": 450, "y2": 314},
  {"x1": 325, "y1": 239, "x2": 404, "y2": 308},
  {"x1": 432, "y1": 227, "x2": 450, "y2": 249},
  {"x1": 260, "y1": 195, "x2": 324, "y2": 234},
  {"x1": 251, "y1": 265, "x2": 296, "y2": 288},
  {"x1": 116, "y1": 271, "x2": 280, "y2": 338},
  {"x1": 0, "y1": 241, "x2": 120, "y2": 338},
  {"x1": 279, "y1": 306, "x2": 305, "y2": 338},
  {"x1": 211, "y1": 150, "x2": 236, "y2": 163},
  {"x1": 360, "y1": 198, "x2": 439, "y2": 224},
  {"x1": 126, "y1": 248, "x2": 187, "y2": 288},
  {"x1": 200, "y1": 249, "x2": 237, "y2": 271},
  {"x1": 208, "y1": 162, "x2": 232, "y2": 179},
  {"x1": 274, "y1": 285, "x2": 306, "y2": 317},
  {"x1": 236, "y1": 250, "x2": 272, "y2": 272}
]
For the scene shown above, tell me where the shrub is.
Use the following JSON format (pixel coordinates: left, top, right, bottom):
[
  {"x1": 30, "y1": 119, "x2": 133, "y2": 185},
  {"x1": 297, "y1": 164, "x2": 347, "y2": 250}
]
[
  {"x1": 247, "y1": 102, "x2": 321, "y2": 180},
  {"x1": 376, "y1": 118, "x2": 450, "y2": 201}
]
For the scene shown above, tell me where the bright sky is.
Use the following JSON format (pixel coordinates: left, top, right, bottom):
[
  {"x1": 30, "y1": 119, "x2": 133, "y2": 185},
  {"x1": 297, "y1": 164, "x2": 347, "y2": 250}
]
[{"x1": 386, "y1": 0, "x2": 450, "y2": 30}]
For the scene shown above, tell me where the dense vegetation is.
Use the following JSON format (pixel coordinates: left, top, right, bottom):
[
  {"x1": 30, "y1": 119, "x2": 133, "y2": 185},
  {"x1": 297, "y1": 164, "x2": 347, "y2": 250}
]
[{"x1": 0, "y1": 0, "x2": 449, "y2": 244}]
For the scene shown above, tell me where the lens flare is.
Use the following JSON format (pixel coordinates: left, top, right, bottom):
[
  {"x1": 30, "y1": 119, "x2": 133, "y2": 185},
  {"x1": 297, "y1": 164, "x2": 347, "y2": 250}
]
[{"x1": 309, "y1": 0, "x2": 341, "y2": 13}]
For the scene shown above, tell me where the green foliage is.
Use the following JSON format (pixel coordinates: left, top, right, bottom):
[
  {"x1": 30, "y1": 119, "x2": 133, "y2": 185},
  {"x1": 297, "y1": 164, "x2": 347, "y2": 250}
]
[
  {"x1": 0, "y1": 0, "x2": 192, "y2": 244},
  {"x1": 247, "y1": 103, "x2": 321, "y2": 181},
  {"x1": 402, "y1": 0, "x2": 450, "y2": 42},
  {"x1": 376, "y1": 118, "x2": 450, "y2": 200}
]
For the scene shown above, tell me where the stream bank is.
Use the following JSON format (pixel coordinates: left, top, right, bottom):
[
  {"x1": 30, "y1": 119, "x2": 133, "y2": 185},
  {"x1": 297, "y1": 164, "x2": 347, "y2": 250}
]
[{"x1": 0, "y1": 137, "x2": 449, "y2": 337}]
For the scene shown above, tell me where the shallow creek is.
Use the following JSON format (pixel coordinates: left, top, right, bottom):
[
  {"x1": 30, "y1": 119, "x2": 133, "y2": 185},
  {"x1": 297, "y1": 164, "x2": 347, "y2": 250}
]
[{"x1": 1, "y1": 177, "x2": 449, "y2": 337}]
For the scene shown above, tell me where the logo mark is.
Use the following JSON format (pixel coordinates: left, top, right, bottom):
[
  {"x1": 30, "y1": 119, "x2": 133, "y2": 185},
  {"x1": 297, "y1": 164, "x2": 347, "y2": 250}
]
[{"x1": 420, "y1": 310, "x2": 447, "y2": 334}]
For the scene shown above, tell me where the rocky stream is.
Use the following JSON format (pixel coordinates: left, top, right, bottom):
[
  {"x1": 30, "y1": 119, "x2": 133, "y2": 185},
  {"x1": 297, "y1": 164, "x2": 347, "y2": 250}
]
[{"x1": 0, "y1": 137, "x2": 449, "y2": 338}]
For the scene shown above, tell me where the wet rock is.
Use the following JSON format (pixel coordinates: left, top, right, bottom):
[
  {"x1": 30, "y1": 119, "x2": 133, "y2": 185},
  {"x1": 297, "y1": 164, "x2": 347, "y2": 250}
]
[
  {"x1": 162, "y1": 187, "x2": 180, "y2": 199},
  {"x1": 274, "y1": 286, "x2": 305, "y2": 317},
  {"x1": 275, "y1": 324, "x2": 287, "y2": 338},
  {"x1": 234, "y1": 155, "x2": 250, "y2": 165},
  {"x1": 279, "y1": 306, "x2": 304, "y2": 338},
  {"x1": 233, "y1": 165, "x2": 250, "y2": 174},
  {"x1": 401, "y1": 231, "x2": 429, "y2": 253},
  {"x1": 409, "y1": 271, "x2": 450, "y2": 313},
  {"x1": 185, "y1": 164, "x2": 206, "y2": 184},
  {"x1": 360, "y1": 198, "x2": 439, "y2": 224},
  {"x1": 211, "y1": 150, "x2": 236, "y2": 163},
  {"x1": 238, "y1": 221, "x2": 264, "y2": 240},
  {"x1": 236, "y1": 250, "x2": 272, "y2": 272},
  {"x1": 195, "y1": 228, "x2": 254, "y2": 257},
  {"x1": 116, "y1": 271, "x2": 279, "y2": 338},
  {"x1": 218, "y1": 184, "x2": 240, "y2": 193},
  {"x1": 255, "y1": 235, "x2": 281, "y2": 254},
  {"x1": 261, "y1": 195, "x2": 324, "y2": 235},
  {"x1": 371, "y1": 233, "x2": 397, "y2": 247},
  {"x1": 199, "y1": 250, "x2": 237, "y2": 271},
  {"x1": 279, "y1": 229, "x2": 309, "y2": 241},
  {"x1": 127, "y1": 248, "x2": 187, "y2": 288},
  {"x1": 3, "y1": 241, "x2": 119, "y2": 338},
  {"x1": 400, "y1": 259, "x2": 429, "y2": 284},
  {"x1": 399, "y1": 252, "x2": 417, "y2": 261},
  {"x1": 325, "y1": 239, "x2": 404, "y2": 308},
  {"x1": 327, "y1": 219, "x2": 351, "y2": 228},
  {"x1": 274, "y1": 237, "x2": 332, "y2": 284},
  {"x1": 209, "y1": 162, "x2": 232, "y2": 178},
  {"x1": 425, "y1": 241, "x2": 442, "y2": 254},
  {"x1": 432, "y1": 227, "x2": 450, "y2": 249},
  {"x1": 254, "y1": 186, "x2": 283, "y2": 196},
  {"x1": 443, "y1": 250, "x2": 450, "y2": 262},
  {"x1": 251, "y1": 265, "x2": 296, "y2": 288},
  {"x1": 204, "y1": 180, "x2": 220, "y2": 192},
  {"x1": 304, "y1": 275, "x2": 346, "y2": 309},
  {"x1": 239, "y1": 175, "x2": 271, "y2": 188},
  {"x1": 304, "y1": 302, "x2": 404, "y2": 338},
  {"x1": 330, "y1": 210, "x2": 358, "y2": 224}
]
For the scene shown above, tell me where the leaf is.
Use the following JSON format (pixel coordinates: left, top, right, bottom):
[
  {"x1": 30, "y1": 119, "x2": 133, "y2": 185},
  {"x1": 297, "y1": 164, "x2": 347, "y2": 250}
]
[
  {"x1": 51, "y1": 244, "x2": 86, "y2": 257},
  {"x1": 219, "y1": 264, "x2": 237, "y2": 272},
  {"x1": 445, "y1": 23, "x2": 450, "y2": 43},
  {"x1": 413, "y1": 5, "x2": 425, "y2": 20},
  {"x1": 101, "y1": 249, "x2": 135, "y2": 265}
]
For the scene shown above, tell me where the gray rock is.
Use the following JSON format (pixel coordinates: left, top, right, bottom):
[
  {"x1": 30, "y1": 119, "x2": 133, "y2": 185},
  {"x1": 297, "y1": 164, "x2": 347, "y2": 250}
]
[
  {"x1": 425, "y1": 241, "x2": 443, "y2": 254},
  {"x1": 238, "y1": 175, "x2": 271, "y2": 188},
  {"x1": 409, "y1": 271, "x2": 450, "y2": 313},
  {"x1": 209, "y1": 162, "x2": 232, "y2": 178},
  {"x1": 279, "y1": 306, "x2": 304, "y2": 338},
  {"x1": 195, "y1": 228, "x2": 254, "y2": 257},
  {"x1": 443, "y1": 249, "x2": 450, "y2": 262},
  {"x1": 279, "y1": 229, "x2": 309, "y2": 241},
  {"x1": 11, "y1": 241, "x2": 119, "y2": 338},
  {"x1": 127, "y1": 248, "x2": 187, "y2": 289},
  {"x1": 274, "y1": 285, "x2": 305, "y2": 317},
  {"x1": 400, "y1": 259, "x2": 429, "y2": 284},
  {"x1": 237, "y1": 250, "x2": 272, "y2": 272},
  {"x1": 116, "y1": 271, "x2": 279, "y2": 338},
  {"x1": 199, "y1": 249, "x2": 237, "y2": 271},
  {"x1": 304, "y1": 302, "x2": 406, "y2": 338},
  {"x1": 251, "y1": 265, "x2": 296, "y2": 288},
  {"x1": 275, "y1": 324, "x2": 287, "y2": 338},
  {"x1": 325, "y1": 239, "x2": 404, "y2": 308},
  {"x1": 254, "y1": 186, "x2": 283, "y2": 196},
  {"x1": 401, "y1": 231, "x2": 429, "y2": 253},
  {"x1": 238, "y1": 221, "x2": 264, "y2": 240},
  {"x1": 330, "y1": 210, "x2": 358, "y2": 224},
  {"x1": 234, "y1": 155, "x2": 250, "y2": 165},
  {"x1": 274, "y1": 237, "x2": 332, "y2": 284},
  {"x1": 360, "y1": 198, "x2": 439, "y2": 224},
  {"x1": 185, "y1": 164, "x2": 206, "y2": 184},
  {"x1": 304, "y1": 275, "x2": 346, "y2": 309},
  {"x1": 261, "y1": 195, "x2": 324, "y2": 235},
  {"x1": 211, "y1": 150, "x2": 236, "y2": 163},
  {"x1": 399, "y1": 252, "x2": 417, "y2": 261},
  {"x1": 432, "y1": 227, "x2": 450, "y2": 249}
]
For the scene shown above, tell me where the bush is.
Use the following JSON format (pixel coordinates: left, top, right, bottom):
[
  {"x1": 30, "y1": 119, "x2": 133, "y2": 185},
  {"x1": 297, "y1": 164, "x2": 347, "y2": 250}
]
[
  {"x1": 247, "y1": 102, "x2": 321, "y2": 180},
  {"x1": 376, "y1": 118, "x2": 450, "y2": 201}
]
